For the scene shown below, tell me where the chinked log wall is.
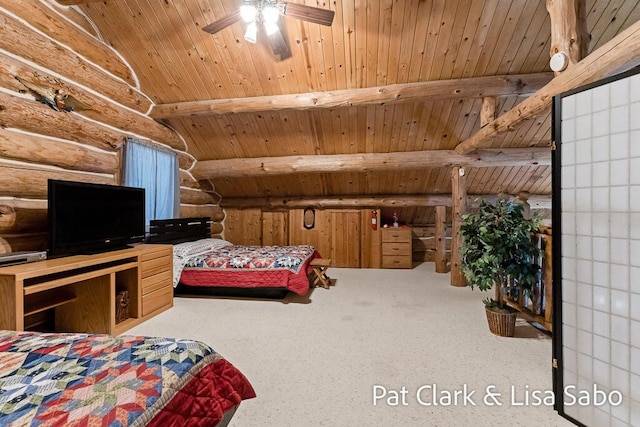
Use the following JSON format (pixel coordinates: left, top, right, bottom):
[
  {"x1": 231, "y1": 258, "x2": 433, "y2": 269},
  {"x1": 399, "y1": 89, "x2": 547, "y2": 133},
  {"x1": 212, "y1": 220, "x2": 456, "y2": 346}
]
[{"x1": 0, "y1": 1, "x2": 222, "y2": 253}]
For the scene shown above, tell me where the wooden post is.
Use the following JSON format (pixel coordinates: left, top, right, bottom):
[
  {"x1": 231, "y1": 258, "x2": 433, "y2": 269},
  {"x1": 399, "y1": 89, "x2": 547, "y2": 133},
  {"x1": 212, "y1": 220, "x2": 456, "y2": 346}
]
[
  {"x1": 434, "y1": 205, "x2": 448, "y2": 273},
  {"x1": 546, "y1": 0, "x2": 589, "y2": 71},
  {"x1": 450, "y1": 167, "x2": 467, "y2": 287},
  {"x1": 518, "y1": 191, "x2": 532, "y2": 220}
]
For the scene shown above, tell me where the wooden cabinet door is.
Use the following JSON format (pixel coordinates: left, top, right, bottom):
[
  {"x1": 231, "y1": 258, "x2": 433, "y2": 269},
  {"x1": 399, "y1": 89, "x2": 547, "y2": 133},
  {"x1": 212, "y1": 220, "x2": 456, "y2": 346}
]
[
  {"x1": 262, "y1": 211, "x2": 288, "y2": 246},
  {"x1": 330, "y1": 211, "x2": 361, "y2": 267},
  {"x1": 224, "y1": 208, "x2": 262, "y2": 245}
]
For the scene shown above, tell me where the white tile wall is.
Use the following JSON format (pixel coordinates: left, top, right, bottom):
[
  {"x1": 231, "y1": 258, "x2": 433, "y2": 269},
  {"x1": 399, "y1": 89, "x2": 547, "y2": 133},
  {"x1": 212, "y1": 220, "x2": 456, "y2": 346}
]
[{"x1": 560, "y1": 73, "x2": 640, "y2": 426}]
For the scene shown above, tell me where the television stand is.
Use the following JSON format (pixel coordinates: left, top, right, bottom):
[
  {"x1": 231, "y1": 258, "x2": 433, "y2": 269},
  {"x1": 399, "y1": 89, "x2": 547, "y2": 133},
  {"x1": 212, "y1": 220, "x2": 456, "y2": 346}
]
[{"x1": 0, "y1": 244, "x2": 173, "y2": 335}]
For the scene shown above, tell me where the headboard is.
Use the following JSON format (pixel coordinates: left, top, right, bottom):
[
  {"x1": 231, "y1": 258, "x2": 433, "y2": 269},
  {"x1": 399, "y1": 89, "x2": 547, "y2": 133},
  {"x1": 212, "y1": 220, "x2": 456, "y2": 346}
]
[{"x1": 147, "y1": 217, "x2": 212, "y2": 244}]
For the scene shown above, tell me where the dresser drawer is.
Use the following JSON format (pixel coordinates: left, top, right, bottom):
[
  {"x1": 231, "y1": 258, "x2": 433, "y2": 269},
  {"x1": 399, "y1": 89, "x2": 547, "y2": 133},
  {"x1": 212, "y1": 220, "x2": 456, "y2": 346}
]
[
  {"x1": 142, "y1": 286, "x2": 173, "y2": 316},
  {"x1": 382, "y1": 242, "x2": 412, "y2": 256},
  {"x1": 382, "y1": 228, "x2": 412, "y2": 242},
  {"x1": 382, "y1": 255, "x2": 412, "y2": 269},
  {"x1": 140, "y1": 245, "x2": 172, "y2": 262},
  {"x1": 141, "y1": 255, "x2": 172, "y2": 278},
  {"x1": 141, "y1": 269, "x2": 172, "y2": 295}
]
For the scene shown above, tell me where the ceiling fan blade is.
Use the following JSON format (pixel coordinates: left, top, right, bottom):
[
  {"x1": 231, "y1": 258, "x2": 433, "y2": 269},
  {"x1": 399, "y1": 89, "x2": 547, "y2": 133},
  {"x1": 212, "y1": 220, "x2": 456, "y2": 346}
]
[
  {"x1": 202, "y1": 10, "x2": 242, "y2": 34},
  {"x1": 281, "y1": 2, "x2": 335, "y2": 26},
  {"x1": 267, "y1": 23, "x2": 292, "y2": 60}
]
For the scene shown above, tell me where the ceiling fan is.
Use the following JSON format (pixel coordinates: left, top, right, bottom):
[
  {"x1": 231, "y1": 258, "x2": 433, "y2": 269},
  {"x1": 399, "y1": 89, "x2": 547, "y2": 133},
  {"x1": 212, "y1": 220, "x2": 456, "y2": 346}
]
[{"x1": 202, "y1": 1, "x2": 335, "y2": 60}]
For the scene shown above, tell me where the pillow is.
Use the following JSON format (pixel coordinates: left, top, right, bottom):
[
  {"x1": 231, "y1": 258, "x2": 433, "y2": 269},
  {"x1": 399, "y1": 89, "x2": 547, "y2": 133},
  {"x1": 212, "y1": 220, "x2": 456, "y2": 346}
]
[
  {"x1": 173, "y1": 238, "x2": 233, "y2": 259},
  {"x1": 171, "y1": 238, "x2": 233, "y2": 287}
]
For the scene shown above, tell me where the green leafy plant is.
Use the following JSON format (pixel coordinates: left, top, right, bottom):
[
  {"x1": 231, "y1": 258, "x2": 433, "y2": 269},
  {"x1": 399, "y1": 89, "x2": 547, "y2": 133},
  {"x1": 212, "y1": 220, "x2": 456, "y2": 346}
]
[{"x1": 460, "y1": 197, "x2": 542, "y2": 311}]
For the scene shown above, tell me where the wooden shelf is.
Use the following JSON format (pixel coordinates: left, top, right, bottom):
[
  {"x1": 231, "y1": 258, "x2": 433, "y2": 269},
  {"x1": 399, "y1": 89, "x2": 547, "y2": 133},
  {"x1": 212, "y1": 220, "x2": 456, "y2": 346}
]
[
  {"x1": 23, "y1": 261, "x2": 139, "y2": 296},
  {"x1": 24, "y1": 291, "x2": 78, "y2": 317}
]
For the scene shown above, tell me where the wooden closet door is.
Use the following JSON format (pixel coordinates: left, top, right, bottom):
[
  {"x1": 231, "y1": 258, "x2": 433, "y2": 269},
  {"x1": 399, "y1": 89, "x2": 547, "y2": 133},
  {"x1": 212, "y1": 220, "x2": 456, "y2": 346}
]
[
  {"x1": 330, "y1": 211, "x2": 361, "y2": 267},
  {"x1": 262, "y1": 211, "x2": 288, "y2": 246}
]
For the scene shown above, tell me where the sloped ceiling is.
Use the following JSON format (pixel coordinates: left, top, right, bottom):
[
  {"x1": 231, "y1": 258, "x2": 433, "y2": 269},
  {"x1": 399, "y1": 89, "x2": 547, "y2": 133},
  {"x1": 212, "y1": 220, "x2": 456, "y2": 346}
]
[{"x1": 62, "y1": 0, "x2": 640, "y2": 222}]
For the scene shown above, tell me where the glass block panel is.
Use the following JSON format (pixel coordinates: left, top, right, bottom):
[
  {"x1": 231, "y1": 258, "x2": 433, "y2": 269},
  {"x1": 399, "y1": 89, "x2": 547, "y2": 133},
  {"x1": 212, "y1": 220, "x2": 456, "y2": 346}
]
[
  {"x1": 611, "y1": 341, "x2": 629, "y2": 369},
  {"x1": 610, "y1": 132, "x2": 629, "y2": 160},
  {"x1": 611, "y1": 78, "x2": 630, "y2": 107},
  {"x1": 563, "y1": 119, "x2": 577, "y2": 144},
  {"x1": 559, "y1": 71, "x2": 638, "y2": 427},
  {"x1": 593, "y1": 162, "x2": 610, "y2": 187},
  {"x1": 563, "y1": 94, "x2": 577, "y2": 118},
  {"x1": 611, "y1": 290, "x2": 630, "y2": 317},
  {"x1": 577, "y1": 115, "x2": 593, "y2": 140},
  {"x1": 611, "y1": 315, "x2": 629, "y2": 344},
  {"x1": 593, "y1": 286, "x2": 610, "y2": 312},
  {"x1": 575, "y1": 91, "x2": 593, "y2": 116},
  {"x1": 593, "y1": 310, "x2": 610, "y2": 337},
  {"x1": 593, "y1": 135, "x2": 610, "y2": 162},
  {"x1": 611, "y1": 105, "x2": 630, "y2": 133}
]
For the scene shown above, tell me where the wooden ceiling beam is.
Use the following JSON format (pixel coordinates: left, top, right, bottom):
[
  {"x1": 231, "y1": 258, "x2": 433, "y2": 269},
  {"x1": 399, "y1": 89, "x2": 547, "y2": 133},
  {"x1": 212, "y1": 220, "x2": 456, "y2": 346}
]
[
  {"x1": 55, "y1": 0, "x2": 103, "y2": 4},
  {"x1": 150, "y1": 73, "x2": 554, "y2": 119},
  {"x1": 455, "y1": 15, "x2": 640, "y2": 155},
  {"x1": 219, "y1": 194, "x2": 551, "y2": 209},
  {"x1": 191, "y1": 147, "x2": 550, "y2": 179},
  {"x1": 221, "y1": 195, "x2": 454, "y2": 208}
]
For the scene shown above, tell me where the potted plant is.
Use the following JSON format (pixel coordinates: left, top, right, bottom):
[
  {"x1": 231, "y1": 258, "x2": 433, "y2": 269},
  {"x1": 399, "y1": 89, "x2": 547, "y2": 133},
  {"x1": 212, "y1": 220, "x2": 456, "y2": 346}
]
[{"x1": 459, "y1": 197, "x2": 542, "y2": 337}]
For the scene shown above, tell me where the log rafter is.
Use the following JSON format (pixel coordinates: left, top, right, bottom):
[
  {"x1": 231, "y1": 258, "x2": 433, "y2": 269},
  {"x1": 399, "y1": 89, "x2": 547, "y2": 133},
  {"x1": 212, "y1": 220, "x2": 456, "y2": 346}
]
[
  {"x1": 192, "y1": 147, "x2": 551, "y2": 179},
  {"x1": 455, "y1": 15, "x2": 640, "y2": 154},
  {"x1": 151, "y1": 73, "x2": 554, "y2": 118}
]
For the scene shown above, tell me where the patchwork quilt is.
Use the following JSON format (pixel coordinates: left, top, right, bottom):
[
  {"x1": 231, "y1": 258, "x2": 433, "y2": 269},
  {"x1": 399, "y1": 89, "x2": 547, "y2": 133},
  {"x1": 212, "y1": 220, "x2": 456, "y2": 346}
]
[
  {"x1": 186, "y1": 245, "x2": 316, "y2": 273},
  {"x1": 179, "y1": 244, "x2": 318, "y2": 295},
  {"x1": 0, "y1": 330, "x2": 255, "y2": 426}
]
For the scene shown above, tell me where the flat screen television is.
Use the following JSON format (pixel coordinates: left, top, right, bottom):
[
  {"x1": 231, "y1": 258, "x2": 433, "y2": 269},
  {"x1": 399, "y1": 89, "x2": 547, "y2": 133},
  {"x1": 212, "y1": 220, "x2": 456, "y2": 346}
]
[{"x1": 48, "y1": 179, "x2": 146, "y2": 257}]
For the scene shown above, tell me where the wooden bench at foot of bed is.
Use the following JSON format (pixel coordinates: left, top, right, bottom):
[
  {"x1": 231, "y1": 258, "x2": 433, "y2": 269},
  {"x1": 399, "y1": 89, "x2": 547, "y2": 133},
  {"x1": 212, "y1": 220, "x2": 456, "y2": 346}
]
[{"x1": 309, "y1": 258, "x2": 332, "y2": 289}]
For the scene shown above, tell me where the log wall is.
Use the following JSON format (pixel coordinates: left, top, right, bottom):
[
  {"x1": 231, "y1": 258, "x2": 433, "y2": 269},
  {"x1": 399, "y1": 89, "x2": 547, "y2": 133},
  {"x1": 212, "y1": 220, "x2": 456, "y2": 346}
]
[{"x1": 0, "y1": 0, "x2": 220, "y2": 253}]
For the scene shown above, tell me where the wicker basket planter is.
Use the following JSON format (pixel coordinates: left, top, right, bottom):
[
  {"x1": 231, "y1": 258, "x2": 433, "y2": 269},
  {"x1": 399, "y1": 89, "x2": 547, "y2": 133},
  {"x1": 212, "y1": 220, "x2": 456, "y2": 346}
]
[{"x1": 485, "y1": 307, "x2": 517, "y2": 337}]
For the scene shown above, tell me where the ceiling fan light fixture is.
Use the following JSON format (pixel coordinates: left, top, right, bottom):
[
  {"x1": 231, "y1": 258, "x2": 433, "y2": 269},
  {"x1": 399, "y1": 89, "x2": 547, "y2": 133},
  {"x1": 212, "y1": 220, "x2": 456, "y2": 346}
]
[
  {"x1": 262, "y1": 5, "x2": 280, "y2": 25},
  {"x1": 244, "y1": 21, "x2": 258, "y2": 43},
  {"x1": 264, "y1": 21, "x2": 279, "y2": 36},
  {"x1": 240, "y1": 4, "x2": 258, "y2": 23}
]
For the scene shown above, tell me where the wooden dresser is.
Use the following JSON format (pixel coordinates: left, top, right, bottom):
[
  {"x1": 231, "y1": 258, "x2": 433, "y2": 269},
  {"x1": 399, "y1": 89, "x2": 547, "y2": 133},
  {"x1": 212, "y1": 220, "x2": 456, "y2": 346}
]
[
  {"x1": 139, "y1": 245, "x2": 173, "y2": 317},
  {"x1": 0, "y1": 244, "x2": 173, "y2": 335},
  {"x1": 381, "y1": 226, "x2": 413, "y2": 269}
]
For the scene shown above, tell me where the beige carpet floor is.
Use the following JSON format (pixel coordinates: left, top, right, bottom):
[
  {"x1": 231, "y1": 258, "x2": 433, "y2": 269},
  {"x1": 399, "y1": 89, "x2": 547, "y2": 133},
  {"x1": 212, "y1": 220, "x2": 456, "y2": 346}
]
[{"x1": 128, "y1": 262, "x2": 575, "y2": 427}]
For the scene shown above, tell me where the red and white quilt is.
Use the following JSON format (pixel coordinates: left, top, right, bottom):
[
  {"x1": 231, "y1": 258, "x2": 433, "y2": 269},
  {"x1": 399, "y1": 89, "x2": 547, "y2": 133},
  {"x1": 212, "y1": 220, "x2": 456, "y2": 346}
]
[{"x1": 176, "y1": 242, "x2": 318, "y2": 295}]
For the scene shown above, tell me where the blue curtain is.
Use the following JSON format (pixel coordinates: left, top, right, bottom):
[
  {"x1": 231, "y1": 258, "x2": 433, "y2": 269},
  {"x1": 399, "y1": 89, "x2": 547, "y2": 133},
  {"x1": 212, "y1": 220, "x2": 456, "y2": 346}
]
[{"x1": 122, "y1": 139, "x2": 179, "y2": 227}]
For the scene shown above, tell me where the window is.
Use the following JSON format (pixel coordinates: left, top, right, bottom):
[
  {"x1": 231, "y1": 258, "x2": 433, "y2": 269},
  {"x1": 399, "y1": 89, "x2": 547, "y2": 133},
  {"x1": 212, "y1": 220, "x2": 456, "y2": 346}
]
[{"x1": 122, "y1": 139, "x2": 179, "y2": 227}]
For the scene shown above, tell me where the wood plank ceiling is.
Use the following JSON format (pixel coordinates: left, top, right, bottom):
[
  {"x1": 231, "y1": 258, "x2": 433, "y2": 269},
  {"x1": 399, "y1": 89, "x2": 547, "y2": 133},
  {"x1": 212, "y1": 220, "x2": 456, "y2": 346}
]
[{"x1": 67, "y1": 0, "x2": 640, "y2": 223}]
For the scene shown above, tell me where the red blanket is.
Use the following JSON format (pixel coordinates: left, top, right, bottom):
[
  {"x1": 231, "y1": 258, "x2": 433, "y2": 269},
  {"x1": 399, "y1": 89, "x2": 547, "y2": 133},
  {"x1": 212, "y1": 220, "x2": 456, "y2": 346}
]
[{"x1": 180, "y1": 245, "x2": 318, "y2": 295}]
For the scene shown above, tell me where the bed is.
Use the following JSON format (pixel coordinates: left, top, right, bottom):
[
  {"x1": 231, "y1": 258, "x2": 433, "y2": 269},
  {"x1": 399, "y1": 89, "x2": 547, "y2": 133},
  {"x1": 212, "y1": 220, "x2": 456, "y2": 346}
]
[
  {"x1": 149, "y1": 218, "x2": 319, "y2": 297},
  {"x1": 0, "y1": 330, "x2": 255, "y2": 426}
]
